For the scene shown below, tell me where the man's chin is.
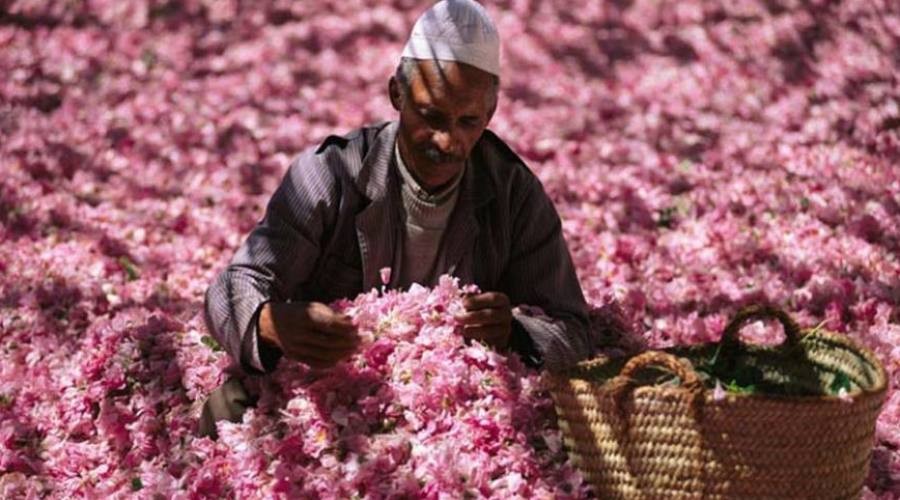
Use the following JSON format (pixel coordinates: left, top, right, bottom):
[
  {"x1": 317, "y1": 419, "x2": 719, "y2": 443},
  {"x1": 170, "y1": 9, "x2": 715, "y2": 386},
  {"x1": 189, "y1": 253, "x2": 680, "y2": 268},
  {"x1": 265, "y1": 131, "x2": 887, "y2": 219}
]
[{"x1": 420, "y1": 168, "x2": 463, "y2": 192}]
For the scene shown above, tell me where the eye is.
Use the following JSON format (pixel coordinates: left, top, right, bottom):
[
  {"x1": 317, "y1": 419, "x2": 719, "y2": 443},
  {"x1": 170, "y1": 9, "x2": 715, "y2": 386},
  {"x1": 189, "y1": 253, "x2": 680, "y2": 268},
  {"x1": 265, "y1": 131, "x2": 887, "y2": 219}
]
[
  {"x1": 460, "y1": 116, "x2": 481, "y2": 128},
  {"x1": 418, "y1": 108, "x2": 445, "y2": 127}
]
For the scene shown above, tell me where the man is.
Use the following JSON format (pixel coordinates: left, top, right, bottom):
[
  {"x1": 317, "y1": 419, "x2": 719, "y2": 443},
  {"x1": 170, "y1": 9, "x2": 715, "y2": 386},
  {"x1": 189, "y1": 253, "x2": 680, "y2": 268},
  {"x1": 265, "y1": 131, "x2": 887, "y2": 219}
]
[{"x1": 200, "y1": 0, "x2": 592, "y2": 438}]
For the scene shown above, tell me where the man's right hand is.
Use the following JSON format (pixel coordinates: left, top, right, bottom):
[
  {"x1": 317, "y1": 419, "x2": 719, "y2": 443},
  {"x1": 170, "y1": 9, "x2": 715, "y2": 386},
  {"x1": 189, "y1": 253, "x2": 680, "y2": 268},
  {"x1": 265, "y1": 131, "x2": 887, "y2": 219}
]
[{"x1": 257, "y1": 301, "x2": 360, "y2": 369}]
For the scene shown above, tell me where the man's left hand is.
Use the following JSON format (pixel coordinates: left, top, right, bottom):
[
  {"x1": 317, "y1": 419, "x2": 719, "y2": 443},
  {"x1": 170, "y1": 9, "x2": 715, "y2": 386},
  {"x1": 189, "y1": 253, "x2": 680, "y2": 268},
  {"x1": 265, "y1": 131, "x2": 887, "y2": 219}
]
[{"x1": 455, "y1": 292, "x2": 512, "y2": 350}]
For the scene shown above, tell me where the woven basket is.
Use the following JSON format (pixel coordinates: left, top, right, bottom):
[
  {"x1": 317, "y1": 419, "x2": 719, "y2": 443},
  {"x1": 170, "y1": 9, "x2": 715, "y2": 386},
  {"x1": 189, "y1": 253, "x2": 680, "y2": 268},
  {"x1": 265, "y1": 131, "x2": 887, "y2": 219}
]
[{"x1": 546, "y1": 306, "x2": 888, "y2": 499}]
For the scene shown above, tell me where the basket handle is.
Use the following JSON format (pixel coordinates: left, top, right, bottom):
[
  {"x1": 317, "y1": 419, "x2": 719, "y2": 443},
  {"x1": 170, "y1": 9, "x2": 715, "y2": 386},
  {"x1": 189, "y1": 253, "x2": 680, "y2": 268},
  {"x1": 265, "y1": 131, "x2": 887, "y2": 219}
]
[
  {"x1": 617, "y1": 351, "x2": 703, "y2": 391},
  {"x1": 604, "y1": 352, "x2": 706, "y2": 430},
  {"x1": 721, "y1": 305, "x2": 802, "y2": 348}
]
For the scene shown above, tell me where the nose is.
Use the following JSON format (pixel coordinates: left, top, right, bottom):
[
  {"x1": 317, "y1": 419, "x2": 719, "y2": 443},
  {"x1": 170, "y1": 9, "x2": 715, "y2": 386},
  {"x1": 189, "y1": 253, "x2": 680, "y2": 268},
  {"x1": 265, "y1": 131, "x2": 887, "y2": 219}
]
[{"x1": 431, "y1": 128, "x2": 462, "y2": 157}]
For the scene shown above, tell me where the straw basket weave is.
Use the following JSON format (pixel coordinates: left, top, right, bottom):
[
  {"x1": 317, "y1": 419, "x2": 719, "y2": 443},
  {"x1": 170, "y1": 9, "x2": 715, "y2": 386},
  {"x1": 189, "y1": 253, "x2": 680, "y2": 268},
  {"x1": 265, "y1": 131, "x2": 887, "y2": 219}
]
[{"x1": 546, "y1": 306, "x2": 888, "y2": 499}]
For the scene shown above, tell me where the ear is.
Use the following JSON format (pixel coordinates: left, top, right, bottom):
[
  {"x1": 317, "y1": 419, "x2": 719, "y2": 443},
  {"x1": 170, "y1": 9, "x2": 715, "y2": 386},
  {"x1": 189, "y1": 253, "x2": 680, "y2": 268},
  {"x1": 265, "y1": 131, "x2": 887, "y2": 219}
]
[
  {"x1": 389, "y1": 76, "x2": 403, "y2": 112},
  {"x1": 484, "y1": 91, "x2": 498, "y2": 125}
]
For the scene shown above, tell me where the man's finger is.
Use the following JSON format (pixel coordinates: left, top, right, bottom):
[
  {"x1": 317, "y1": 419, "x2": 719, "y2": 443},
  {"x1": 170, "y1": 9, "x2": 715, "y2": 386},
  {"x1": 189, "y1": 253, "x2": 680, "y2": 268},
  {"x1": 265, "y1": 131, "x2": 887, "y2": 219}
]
[
  {"x1": 282, "y1": 344, "x2": 334, "y2": 367},
  {"x1": 289, "y1": 328, "x2": 360, "y2": 350},
  {"x1": 304, "y1": 302, "x2": 353, "y2": 329},
  {"x1": 282, "y1": 328, "x2": 358, "y2": 353},
  {"x1": 305, "y1": 303, "x2": 358, "y2": 335},
  {"x1": 304, "y1": 357, "x2": 338, "y2": 370},
  {"x1": 463, "y1": 292, "x2": 510, "y2": 311},
  {"x1": 284, "y1": 342, "x2": 354, "y2": 368},
  {"x1": 320, "y1": 315, "x2": 358, "y2": 336},
  {"x1": 299, "y1": 341, "x2": 357, "y2": 360},
  {"x1": 456, "y1": 308, "x2": 510, "y2": 326},
  {"x1": 461, "y1": 324, "x2": 509, "y2": 348}
]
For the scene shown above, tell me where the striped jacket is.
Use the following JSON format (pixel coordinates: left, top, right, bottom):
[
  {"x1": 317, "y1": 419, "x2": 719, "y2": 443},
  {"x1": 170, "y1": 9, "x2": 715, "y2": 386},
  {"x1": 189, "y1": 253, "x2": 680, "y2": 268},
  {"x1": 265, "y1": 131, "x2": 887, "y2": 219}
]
[{"x1": 204, "y1": 121, "x2": 592, "y2": 373}]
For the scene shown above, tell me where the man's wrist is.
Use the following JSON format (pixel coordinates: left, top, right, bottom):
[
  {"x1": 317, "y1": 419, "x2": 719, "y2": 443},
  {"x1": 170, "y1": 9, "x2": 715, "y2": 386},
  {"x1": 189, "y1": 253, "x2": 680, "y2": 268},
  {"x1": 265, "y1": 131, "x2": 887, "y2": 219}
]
[
  {"x1": 508, "y1": 317, "x2": 543, "y2": 368},
  {"x1": 257, "y1": 302, "x2": 282, "y2": 349},
  {"x1": 255, "y1": 302, "x2": 284, "y2": 371}
]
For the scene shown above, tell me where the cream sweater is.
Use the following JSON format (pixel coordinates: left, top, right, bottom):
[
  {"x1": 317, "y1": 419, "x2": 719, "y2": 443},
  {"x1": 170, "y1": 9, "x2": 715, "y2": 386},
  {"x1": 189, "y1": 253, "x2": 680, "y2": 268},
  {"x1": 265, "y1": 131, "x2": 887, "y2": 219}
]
[{"x1": 394, "y1": 144, "x2": 464, "y2": 287}]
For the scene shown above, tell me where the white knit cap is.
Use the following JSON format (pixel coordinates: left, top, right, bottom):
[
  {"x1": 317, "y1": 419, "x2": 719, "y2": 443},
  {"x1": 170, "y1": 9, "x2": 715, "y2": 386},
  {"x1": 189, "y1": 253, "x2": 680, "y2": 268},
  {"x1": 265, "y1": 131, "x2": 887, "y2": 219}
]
[{"x1": 401, "y1": 0, "x2": 501, "y2": 77}]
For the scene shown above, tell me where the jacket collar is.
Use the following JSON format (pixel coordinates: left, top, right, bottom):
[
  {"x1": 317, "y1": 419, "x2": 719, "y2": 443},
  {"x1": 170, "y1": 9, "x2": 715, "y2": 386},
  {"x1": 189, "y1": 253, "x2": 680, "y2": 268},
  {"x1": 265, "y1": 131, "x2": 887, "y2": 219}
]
[{"x1": 355, "y1": 121, "x2": 398, "y2": 202}]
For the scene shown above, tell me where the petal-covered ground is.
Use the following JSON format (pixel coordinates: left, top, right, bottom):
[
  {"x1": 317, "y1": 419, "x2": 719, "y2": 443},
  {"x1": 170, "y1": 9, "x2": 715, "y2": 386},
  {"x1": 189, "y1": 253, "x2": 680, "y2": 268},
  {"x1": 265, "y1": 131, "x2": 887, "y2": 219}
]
[{"x1": 1, "y1": 0, "x2": 898, "y2": 498}]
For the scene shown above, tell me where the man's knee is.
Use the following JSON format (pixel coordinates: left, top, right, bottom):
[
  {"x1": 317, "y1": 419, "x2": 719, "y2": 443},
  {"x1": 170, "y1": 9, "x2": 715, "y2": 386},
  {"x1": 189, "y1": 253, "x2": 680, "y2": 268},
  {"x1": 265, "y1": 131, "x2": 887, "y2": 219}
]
[{"x1": 198, "y1": 377, "x2": 254, "y2": 439}]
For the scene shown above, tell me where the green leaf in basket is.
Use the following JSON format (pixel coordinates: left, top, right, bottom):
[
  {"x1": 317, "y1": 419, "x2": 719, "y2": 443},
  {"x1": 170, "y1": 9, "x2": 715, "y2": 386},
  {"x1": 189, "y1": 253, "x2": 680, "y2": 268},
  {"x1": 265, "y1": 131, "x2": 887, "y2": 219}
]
[
  {"x1": 705, "y1": 341, "x2": 726, "y2": 371},
  {"x1": 725, "y1": 379, "x2": 756, "y2": 394},
  {"x1": 718, "y1": 363, "x2": 763, "y2": 394},
  {"x1": 829, "y1": 372, "x2": 852, "y2": 395}
]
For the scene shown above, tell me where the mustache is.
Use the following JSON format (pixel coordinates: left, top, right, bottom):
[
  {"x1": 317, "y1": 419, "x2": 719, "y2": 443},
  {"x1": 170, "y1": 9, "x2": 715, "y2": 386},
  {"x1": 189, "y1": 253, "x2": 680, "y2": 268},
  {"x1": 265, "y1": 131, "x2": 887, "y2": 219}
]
[{"x1": 421, "y1": 146, "x2": 464, "y2": 165}]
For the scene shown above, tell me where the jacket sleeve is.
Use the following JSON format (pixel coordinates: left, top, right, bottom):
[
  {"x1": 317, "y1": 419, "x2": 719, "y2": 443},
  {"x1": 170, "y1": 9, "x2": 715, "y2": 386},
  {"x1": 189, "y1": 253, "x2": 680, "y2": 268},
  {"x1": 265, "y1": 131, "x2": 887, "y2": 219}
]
[
  {"x1": 203, "y1": 150, "x2": 339, "y2": 373},
  {"x1": 500, "y1": 173, "x2": 593, "y2": 371}
]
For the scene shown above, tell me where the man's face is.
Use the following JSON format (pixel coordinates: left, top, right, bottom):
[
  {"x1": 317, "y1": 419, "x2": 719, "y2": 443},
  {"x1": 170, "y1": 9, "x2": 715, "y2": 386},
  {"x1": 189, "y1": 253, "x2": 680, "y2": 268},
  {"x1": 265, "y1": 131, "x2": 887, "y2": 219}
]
[{"x1": 390, "y1": 60, "x2": 497, "y2": 193}]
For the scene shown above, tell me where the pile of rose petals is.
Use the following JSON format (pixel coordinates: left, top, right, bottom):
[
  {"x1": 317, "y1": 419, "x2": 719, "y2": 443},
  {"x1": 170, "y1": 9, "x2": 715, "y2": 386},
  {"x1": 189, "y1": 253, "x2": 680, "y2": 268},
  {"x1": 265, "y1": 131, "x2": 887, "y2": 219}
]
[{"x1": 1, "y1": 0, "x2": 898, "y2": 497}]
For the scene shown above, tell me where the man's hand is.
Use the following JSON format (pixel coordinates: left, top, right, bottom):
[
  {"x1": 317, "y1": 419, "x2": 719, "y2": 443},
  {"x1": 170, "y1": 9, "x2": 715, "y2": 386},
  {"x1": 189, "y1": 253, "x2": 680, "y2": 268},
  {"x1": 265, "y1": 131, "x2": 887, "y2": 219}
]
[
  {"x1": 258, "y1": 301, "x2": 360, "y2": 369},
  {"x1": 455, "y1": 292, "x2": 512, "y2": 350}
]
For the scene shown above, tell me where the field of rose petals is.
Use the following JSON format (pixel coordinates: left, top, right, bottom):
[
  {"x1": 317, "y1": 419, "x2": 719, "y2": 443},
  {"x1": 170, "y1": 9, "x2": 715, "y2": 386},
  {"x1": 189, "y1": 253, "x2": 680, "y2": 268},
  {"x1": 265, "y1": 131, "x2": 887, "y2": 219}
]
[{"x1": 1, "y1": 0, "x2": 899, "y2": 498}]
